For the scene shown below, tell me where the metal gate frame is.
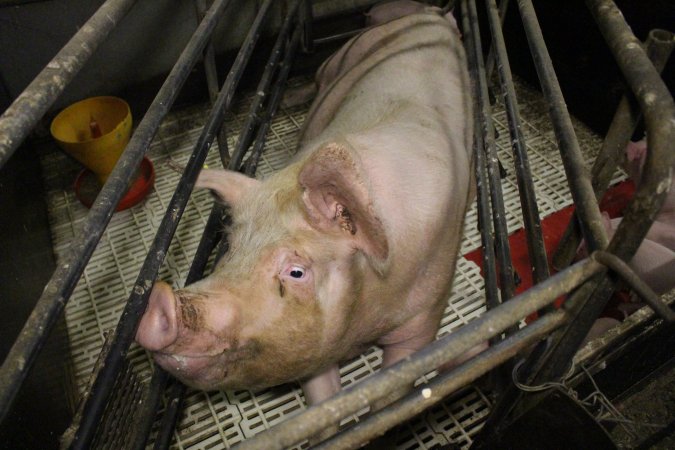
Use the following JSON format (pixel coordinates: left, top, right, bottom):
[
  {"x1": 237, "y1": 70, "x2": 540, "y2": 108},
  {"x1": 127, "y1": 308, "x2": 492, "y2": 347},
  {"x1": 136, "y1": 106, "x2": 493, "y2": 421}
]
[{"x1": 0, "y1": 0, "x2": 673, "y2": 448}]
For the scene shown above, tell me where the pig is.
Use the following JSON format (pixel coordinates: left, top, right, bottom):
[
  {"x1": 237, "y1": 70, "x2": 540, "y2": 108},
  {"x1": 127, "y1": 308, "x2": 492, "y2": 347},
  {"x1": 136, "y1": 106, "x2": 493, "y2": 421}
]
[
  {"x1": 136, "y1": 2, "x2": 474, "y2": 415},
  {"x1": 602, "y1": 139, "x2": 675, "y2": 295},
  {"x1": 582, "y1": 139, "x2": 674, "y2": 346}
]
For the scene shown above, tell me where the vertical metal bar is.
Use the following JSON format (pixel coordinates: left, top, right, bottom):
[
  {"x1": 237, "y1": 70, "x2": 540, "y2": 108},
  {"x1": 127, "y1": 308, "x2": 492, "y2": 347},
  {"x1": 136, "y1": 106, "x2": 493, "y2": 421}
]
[
  {"x1": 0, "y1": 0, "x2": 138, "y2": 169},
  {"x1": 243, "y1": 26, "x2": 302, "y2": 175},
  {"x1": 484, "y1": 0, "x2": 510, "y2": 81},
  {"x1": 484, "y1": 0, "x2": 550, "y2": 289},
  {"x1": 151, "y1": 380, "x2": 186, "y2": 450},
  {"x1": 530, "y1": 0, "x2": 675, "y2": 383},
  {"x1": 461, "y1": 0, "x2": 501, "y2": 315},
  {"x1": 467, "y1": 0, "x2": 517, "y2": 312},
  {"x1": 516, "y1": 0, "x2": 608, "y2": 254},
  {"x1": 66, "y1": 1, "x2": 271, "y2": 448},
  {"x1": 0, "y1": 0, "x2": 233, "y2": 425},
  {"x1": 129, "y1": 368, "x2": 170, "y2": 450},
  {"x1": 228, "y1": 0, "x2": 301, "y2": 171},
  {"x1": 194, "y1": 0, "x2": 232, "y2": 166},
  {"x1": 129, "y1": 3, "x2": 299, "y2": 448},
  {"x1": 483, "y1": 2, "x2": 675, "y2": 434},
  {"x1": 300, "y1": 0, "x2": 315, "y2": 53},
  {"x1": 553, "y1": 28, "x2": 674, "y2": 269}
]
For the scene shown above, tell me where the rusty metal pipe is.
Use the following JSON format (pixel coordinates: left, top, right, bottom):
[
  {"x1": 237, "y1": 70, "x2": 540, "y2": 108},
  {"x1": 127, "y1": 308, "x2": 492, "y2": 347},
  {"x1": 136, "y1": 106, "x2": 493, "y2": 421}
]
[
  {"x1": 316, "y1": 310, "x2": 567, "y2": 449},
  {"x1": 233, "y1": 258, "x2": 602, "y2": 450},
  {"x1": 553, "y1": 28, "x2": 675, "y2": 269}
]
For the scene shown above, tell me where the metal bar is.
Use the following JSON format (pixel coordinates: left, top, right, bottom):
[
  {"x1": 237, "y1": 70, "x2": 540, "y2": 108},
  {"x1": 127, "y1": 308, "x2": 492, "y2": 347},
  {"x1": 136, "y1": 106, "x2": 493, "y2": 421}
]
[
  {"x1": 233, "y1": 258, "x2": 603, "y2": 450},
  {"x1": 553, "y1": 28, "x2": 674, "y2": 269},
  {"x1": 124, "y1": 3, "x2": 297, "y2": 447},
  {"x1": 300, "y1": 0, "x2": 315, "y2": 53},
  {"x1": 592, "y1": 251, "x2": 675, "y2": 322},
  {"x1": 516, "y1": 0, "x2": 608, "y2": 254},
  {"x1": 484, "y1": 0, "x2": 510, "y2": 82},
  {"x1": 316, "y1": 310, "x2": 567, "y2": 450},
  {"x1": 0, "y1": 0, "x2": 138, "y2": 169},
  {"x1": 0, "y1": 0, "x2": 234, "y2": 425},
  {"x1": 128, "y1": 366, "x2": 170, "y2": 450},
  {"x1": 461, "y1": 0, "x2": 501, "y2": 316},
  {"x1": 467, "y1": 0, "x2": 517, "y2": 313},
  {"x1": 195, "y1": 0, "x2": 231, "y2": 166},
  {"x1": 152, "y1": 380, "x2": 186, "y2": 450},
  {"x1": 229, "y1": 0, "x2": 301, "y2": 171},
  {"x1": 485, "y1": 0, "x2": 550, "y2": 289},
  {"x1": 243, "y1": 26, "x2": 302, "y2": 175},
  {"x1": 525, "y1": 0, "x2": 675, "y2": 387},
  {"x1": 66, "y1": 1, "x2": 272, "y2": 447}
]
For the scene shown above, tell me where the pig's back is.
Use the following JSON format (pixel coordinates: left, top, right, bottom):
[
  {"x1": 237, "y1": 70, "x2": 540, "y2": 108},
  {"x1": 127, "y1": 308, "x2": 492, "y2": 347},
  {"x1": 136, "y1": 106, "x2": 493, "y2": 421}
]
[{"x1": 300, "y1": 11, "x2": 471, "y2": 162}]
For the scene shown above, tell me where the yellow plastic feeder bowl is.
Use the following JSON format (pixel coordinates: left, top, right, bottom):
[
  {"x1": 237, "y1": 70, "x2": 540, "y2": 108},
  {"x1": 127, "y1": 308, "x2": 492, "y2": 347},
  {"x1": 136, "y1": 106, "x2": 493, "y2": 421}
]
[{"x1": 50, "y1": 96, "x2": 132, "y2": 185}]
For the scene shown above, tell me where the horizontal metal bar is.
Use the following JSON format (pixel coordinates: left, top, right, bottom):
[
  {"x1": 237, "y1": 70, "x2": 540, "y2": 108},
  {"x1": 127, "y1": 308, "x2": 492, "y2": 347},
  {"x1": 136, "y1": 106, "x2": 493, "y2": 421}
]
[
  {"x1": 233, "y1": 258, "x2": 602, "y2": 450},
  {"x1": 0, "y1": 0, "x2": 138, "y2": 168},
  {"x1": 316, "y1": 310, "x2": 567, "y2": 449},
  {"x1": 0, "y1": 0, "x2": 234, "y2": 426}
]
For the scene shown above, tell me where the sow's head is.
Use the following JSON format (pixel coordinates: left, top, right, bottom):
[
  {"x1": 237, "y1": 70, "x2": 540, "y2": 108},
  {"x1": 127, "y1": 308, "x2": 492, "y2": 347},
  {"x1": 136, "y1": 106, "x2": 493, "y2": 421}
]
[{"x1": 135, "y1": 143, "x2": 389, "y2": 391}]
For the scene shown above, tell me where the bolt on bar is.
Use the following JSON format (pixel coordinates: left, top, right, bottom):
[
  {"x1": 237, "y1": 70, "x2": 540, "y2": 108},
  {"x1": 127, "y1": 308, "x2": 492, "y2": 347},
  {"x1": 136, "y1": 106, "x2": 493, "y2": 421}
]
[
  {"x1": 66, "y1": 0, "x2": 279, "y2": 447},
  {"x1": 553, "y1": 28, "x2": 674, "y2": 269},
  {"x1": 316, "y1": 310, "x2": 567, "y2": 450},
  {"x1": 0, "y1": 0, "x2": 234, "y2": 425},
  {"x1": 0, "y1": 0, "x2": 138, "y2": 168},
  {"x1": 233, "y1": 257, "x2": 605, "y2": 450}
]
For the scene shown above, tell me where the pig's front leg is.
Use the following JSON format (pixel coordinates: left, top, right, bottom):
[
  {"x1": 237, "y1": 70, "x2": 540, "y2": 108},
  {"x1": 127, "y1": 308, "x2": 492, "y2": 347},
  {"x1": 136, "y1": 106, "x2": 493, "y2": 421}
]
[
  {"x1": 300, "y1": 365, "x2": 342, "y2": 442},
  {"x1": 374, "y1": 311, "x2": 442, "y2": 411}
]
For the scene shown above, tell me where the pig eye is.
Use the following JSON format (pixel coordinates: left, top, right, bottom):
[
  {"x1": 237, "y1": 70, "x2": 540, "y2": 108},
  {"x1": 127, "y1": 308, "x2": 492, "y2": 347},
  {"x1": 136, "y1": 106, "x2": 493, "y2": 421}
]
[{"x1": 289, "y1": 266, "x2": 305, "y2": 279}]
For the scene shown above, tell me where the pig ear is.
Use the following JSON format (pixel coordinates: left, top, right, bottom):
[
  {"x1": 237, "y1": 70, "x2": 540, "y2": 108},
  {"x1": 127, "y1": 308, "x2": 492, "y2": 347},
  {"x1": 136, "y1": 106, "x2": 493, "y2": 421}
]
[
  {"x1": 195, "y1": 168, "x2": 259, "y2": 205},
  {"x1": 298, "y1": 142, "x2": 389, "y2": 270}
]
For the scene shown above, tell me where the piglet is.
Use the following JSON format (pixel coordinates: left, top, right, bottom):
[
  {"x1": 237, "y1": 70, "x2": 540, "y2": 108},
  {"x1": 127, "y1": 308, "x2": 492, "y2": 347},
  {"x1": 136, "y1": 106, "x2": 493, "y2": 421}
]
[
  {"x1": 603, "y1": 139, "x2": 675, "y2": 295},
  {"x1": 136, "y1": 1, "x2": 474, "y2": 423}
]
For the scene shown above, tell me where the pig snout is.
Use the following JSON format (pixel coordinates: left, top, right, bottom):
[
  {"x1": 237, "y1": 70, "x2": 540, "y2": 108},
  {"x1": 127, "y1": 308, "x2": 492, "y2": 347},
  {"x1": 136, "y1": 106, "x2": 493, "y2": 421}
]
[{"x1": 136, "y1": 281, "x2": 179, "y2": 352}]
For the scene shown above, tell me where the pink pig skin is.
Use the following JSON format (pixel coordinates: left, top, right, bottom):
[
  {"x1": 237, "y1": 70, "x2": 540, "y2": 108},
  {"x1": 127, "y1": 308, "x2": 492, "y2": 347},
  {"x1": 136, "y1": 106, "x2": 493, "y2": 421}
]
[
  {"x1": 136, "y1": 4, "x2": 474, "y2": 416},
  {"x1": 602, "y1": 139, "x2": 675, "y2": 295}
]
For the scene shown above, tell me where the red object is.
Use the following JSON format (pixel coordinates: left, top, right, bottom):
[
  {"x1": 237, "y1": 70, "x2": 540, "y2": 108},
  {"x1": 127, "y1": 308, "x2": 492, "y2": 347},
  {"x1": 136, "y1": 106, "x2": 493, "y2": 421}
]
[
  {"x1": 75, "y1": 157, "x2": 155, "y2": 211},
  {"x1": 463, "y1": 180, "x2": 636, "y2": 321}
]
